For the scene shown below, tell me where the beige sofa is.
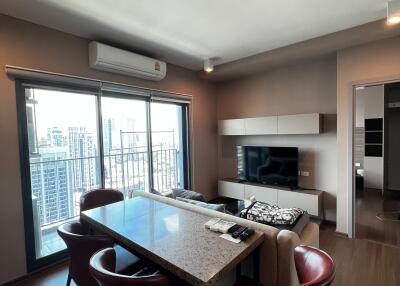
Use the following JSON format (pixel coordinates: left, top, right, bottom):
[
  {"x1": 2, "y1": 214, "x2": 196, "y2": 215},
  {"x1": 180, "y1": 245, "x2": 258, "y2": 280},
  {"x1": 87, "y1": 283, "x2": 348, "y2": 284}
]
[{"x1": 130, "y1": 190, "x2": 319, "y2": 286}]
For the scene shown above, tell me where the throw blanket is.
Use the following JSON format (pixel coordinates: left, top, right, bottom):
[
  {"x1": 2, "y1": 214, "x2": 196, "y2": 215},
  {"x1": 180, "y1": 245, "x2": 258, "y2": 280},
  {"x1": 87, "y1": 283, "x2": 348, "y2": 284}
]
[{"x1": 240, "y1": 201, "x2": 306, "y2": 225}]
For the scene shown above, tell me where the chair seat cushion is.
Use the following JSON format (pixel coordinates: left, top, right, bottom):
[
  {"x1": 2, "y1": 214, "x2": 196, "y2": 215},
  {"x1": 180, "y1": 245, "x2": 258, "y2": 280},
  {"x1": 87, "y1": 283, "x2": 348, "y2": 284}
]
[{"x1": 114, "y1": 245, "x2": 143, "y2": 275}]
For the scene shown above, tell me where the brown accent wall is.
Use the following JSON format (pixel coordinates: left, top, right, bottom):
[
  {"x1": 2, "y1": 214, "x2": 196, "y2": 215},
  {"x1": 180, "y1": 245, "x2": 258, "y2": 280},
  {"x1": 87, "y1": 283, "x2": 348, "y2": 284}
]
[
  {"x1": 0, "y1": 14, "x2": 217, "y2": 283},
  {"x1": 216, "y1": 56, "x2": 338, "y2": 221}
]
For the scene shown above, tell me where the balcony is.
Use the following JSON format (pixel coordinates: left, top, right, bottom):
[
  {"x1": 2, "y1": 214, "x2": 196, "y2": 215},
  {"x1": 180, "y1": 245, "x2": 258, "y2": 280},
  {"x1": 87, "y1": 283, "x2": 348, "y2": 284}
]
[{"x1": 31, "y1": 148, "x2": 180, "y2": 258}]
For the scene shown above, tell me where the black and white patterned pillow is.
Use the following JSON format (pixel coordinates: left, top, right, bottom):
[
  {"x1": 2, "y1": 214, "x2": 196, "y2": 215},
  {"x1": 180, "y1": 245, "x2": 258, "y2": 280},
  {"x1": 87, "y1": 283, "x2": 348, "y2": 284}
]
[{"x1": 240, "y1": 201, "x2": 306, "y2": 225}]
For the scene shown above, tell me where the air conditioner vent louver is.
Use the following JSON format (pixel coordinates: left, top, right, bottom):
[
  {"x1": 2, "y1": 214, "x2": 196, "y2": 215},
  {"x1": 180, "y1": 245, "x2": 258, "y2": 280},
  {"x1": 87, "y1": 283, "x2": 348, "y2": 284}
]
[{"x1": 89, "y1": 42, "x2": 166, "y2": 81}]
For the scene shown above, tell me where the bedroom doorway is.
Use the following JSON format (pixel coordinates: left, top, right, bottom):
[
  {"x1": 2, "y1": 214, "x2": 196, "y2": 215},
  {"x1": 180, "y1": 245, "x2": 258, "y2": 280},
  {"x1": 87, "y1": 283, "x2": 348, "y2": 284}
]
[{"x1": 353, "y1": 83, "x2": 400, "y2": 246}]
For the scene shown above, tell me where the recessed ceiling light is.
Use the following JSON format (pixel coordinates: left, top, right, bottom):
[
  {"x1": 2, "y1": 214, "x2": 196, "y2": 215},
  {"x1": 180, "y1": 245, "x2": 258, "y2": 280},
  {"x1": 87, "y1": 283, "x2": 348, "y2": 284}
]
[
  {"x1": 387, "y1": 1, "x2": 400, "y2": 25},
  {"x1": 204, "y1": 58, "x2": 214, "y2": 73}
]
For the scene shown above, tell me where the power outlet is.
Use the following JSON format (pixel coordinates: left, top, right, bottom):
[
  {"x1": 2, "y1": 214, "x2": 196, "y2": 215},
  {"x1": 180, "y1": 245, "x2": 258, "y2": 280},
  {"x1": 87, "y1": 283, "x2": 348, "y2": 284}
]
[{"x1": 300, "y1": 171, "x2": 310, "y2": 177}]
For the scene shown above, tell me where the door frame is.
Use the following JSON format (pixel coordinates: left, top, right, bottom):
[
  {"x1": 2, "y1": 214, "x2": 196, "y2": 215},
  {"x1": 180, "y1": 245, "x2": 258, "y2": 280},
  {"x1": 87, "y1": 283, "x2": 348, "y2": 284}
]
[
  {"x1": 349, "y1": 75, "x2": 400, "y2": 238},
  {"x1": 15, "y1": 79, "x2": 101, "y2": 271}
]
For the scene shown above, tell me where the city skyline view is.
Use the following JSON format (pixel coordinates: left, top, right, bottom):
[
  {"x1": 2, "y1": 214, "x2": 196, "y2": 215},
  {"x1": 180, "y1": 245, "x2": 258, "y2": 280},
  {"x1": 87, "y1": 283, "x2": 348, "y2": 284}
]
[{"x1": 26, "y1": 87, "x2": 185, "y2": 258}]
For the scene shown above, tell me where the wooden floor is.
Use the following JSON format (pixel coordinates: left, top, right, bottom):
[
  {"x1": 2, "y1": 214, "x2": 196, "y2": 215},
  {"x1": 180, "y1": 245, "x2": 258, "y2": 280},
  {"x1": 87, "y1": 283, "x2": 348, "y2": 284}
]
[
  {"x1": 9, "y1": 224, "x2": 400, "y2": 286},
  {"x1": 320, "y1": 224, "x2": 400, "y2": 286},
  {"x1": 355, "y1": 188, "x2": 400, "y2": 246}
]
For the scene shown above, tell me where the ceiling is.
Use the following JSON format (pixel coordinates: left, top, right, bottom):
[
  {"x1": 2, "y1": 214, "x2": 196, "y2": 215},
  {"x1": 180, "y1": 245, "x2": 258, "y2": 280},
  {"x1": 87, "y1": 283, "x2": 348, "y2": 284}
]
[{"x1": 0, "y1": 0, "x2": 390, "y2": 70}]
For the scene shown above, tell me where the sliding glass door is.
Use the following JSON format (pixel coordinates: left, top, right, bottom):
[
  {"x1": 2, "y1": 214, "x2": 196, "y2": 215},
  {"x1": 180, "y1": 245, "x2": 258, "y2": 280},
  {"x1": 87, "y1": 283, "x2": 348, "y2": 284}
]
[
  {"x1": 17, "y1": 81, "x2": 191, "y2": 271},
  {"x1": 21, "y1": 84, "x2": 101, "y2": 268},
  {"x1": 101, "y1": 96, "x2": 150, "y2": 194},
  {"x1": 151, "y1": 102, "x2": 188, "y2": 192}
]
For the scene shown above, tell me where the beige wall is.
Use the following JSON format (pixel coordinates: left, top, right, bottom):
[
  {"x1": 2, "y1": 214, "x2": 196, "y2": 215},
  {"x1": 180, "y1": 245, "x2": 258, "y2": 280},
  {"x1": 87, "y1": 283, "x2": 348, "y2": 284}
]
[
  {"x1": 0, "y1": 15, "x2": 217, "y2": 283},
  {"x1": 336, "y1": 36, "x2": 400, "y2": 234},
  {"x1": 216, "y1": 56, "x2": 338, "y2": 221}
]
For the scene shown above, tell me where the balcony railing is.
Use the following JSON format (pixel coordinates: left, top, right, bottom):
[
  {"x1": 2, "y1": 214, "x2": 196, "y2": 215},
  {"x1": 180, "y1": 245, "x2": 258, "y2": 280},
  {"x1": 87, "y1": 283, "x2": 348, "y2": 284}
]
[{"x1": 30, "y1": 148, "x2": 179, "y2": 257}]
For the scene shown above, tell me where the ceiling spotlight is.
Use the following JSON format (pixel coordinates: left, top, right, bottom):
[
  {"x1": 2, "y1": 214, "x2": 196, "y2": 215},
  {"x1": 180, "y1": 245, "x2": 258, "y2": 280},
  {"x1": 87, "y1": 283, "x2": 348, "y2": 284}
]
[
  {"x1": 204, "y1": 58, "x2": 214, "y2": 73},
  {"x1": 387, "y1": 1, "x2": 400, "y2": 25}
]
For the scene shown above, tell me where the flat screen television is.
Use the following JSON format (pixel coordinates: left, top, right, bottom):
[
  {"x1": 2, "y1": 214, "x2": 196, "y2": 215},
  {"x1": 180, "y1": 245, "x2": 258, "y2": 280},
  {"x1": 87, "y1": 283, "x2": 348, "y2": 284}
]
[{"x1": 236, "y1": 146, "x2": 298, "y2": 189}]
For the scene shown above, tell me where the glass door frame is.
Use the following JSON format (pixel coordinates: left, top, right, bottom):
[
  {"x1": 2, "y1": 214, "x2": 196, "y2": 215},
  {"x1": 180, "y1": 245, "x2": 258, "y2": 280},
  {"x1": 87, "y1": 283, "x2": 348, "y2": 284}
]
[
  {"x1": 15, "y1": 79, "x2": 102, "y2": 271},
  {"x1": 16, "y1": 79, "x2": 192, "y2": 272},
  {"x1": 149, "y1": 100, "x2": 192, "y2": 192},
  {"x1": 100, "y1": 91, "x2": 152, "y2": 194}
]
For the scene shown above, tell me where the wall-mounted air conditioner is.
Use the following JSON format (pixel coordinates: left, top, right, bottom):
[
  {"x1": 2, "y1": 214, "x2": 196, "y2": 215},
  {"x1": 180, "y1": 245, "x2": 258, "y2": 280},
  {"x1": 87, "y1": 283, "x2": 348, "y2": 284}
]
[{"x1": 89, "y1": 41, "x2": 166, "y2": 81}]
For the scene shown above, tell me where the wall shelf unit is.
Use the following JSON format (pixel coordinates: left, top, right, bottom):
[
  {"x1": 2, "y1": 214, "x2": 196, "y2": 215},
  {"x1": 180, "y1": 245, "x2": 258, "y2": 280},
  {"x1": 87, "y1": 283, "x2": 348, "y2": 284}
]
[{"x1": 219, "y1": 113, "x2": 323, "y2": 136}]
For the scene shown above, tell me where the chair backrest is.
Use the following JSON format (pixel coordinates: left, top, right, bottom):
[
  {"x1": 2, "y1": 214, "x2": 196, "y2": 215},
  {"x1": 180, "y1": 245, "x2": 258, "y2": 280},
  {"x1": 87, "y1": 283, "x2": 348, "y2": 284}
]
[
  {"x1": 80, "y1": 188, "x2": 124, "y2": 212},
  {"x1": 294, "y1": 245, "x2": 335, "y2": 286},
  {"x1": 57, "y1": 222, "x2": 114, "y2": 286},
  {"x1": 90, "y1": 248, "x2": 169, "y2": 286}
]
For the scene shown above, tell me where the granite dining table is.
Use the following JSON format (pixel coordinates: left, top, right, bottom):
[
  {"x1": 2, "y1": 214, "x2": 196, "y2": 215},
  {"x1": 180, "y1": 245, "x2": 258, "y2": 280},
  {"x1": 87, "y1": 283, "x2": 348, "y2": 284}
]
[{"x1": 80, "y1": 196, "x2": 264, "y2": 285}]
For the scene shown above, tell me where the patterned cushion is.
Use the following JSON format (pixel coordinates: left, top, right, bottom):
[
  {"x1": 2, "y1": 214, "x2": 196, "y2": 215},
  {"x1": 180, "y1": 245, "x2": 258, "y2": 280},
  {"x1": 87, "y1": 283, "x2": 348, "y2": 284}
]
[{"x1": 240, "y1": 201, "x2": 306, "y2": 225}]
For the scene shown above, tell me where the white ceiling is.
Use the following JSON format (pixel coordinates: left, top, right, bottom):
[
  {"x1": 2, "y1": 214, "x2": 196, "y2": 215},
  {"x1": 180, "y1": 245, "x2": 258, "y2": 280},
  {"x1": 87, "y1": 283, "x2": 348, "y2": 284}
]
[{"x1": 0, "y1": 0, "x2": 389, "y2": 70}]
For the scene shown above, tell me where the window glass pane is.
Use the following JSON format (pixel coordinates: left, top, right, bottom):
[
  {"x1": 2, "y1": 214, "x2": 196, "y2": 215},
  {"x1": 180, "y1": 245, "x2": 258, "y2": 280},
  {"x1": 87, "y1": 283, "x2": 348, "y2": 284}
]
[
  {"x1": 101, "y1": 96, "x2": 149, "y2": 194},
  {"x1": 25, "y1": 87, "x2": 100, "y2": 259},
  {"x1": 151, "y1": 102, "x2": 185, "y2": 192}
]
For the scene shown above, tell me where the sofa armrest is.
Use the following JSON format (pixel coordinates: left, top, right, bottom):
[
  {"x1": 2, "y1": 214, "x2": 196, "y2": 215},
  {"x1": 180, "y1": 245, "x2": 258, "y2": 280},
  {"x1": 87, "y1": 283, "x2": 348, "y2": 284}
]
[{"x1": 277, "y1": 230, "x2": 301, "y2": 286}]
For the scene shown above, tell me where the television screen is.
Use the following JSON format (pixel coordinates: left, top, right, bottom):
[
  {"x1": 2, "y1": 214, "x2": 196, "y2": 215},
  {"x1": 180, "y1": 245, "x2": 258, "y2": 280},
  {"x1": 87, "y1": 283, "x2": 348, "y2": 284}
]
[{"x1": 237, "y1": 146, "x2": 298, "y2": 189}]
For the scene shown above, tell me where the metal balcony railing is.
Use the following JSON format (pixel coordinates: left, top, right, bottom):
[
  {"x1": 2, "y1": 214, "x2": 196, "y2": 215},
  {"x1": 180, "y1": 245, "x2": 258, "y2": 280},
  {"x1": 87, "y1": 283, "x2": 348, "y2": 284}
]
[{"x1": 30, "y1": 148, "x2": 179, "y2": 230}]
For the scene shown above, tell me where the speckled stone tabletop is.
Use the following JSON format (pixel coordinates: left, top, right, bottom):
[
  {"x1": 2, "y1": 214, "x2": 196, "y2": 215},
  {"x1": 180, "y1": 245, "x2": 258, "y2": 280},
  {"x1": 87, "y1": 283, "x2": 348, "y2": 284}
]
[{"x1": 81, "y1": 196, "x2": 264, "y2": 285}]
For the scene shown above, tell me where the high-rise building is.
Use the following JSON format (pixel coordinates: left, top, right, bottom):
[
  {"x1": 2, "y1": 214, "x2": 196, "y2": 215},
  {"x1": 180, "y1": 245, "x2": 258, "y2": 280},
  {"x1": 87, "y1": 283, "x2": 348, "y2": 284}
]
[
  {"x1": 103, "y1": 117, "x2": 115, "y2": 155},
  {"x1": 30, "y1": 148, "x2": 73, "y2": 225},
  {"x1": 47, "y1": 127, "x2": 66, "y2": 147},
  {"x1": 67, "y1": 127, "x2": 99, "y2": 191}
]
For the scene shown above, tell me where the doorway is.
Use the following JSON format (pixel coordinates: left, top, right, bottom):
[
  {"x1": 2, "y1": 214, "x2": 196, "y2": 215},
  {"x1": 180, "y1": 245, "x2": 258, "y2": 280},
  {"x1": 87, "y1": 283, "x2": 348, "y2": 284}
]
[{"x1": 354, "y1": 83, "x2": 400, "y2": 246}]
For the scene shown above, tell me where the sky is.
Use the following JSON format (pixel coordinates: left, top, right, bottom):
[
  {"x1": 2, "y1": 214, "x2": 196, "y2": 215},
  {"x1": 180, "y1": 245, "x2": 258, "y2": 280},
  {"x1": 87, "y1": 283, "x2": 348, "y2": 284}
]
[{"x1": 29, "y1": 87, "x2": 181, "y2": 150}]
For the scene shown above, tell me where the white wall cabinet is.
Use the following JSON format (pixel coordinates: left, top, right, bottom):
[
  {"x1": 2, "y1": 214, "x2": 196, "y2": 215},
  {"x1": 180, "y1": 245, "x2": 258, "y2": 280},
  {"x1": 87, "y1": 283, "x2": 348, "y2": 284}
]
[
  {"x1": 219, "y1": 113, "x2": 322, "y2": 136},
  {"x1": 218, "y1": 119, "x2": 245, "y2": 135},
  {"x1": 277, "y1": 113, "x2": 321, "y2": 135},
  {"x1": 244, "y1": 116, "x2": 277, "y2": 135}
]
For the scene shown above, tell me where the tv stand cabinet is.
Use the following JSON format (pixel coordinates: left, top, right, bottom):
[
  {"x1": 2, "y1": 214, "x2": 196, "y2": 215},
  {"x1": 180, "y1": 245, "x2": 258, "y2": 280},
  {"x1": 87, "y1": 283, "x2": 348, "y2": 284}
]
[{"x1": 218, "y1": 179, "x2": 323, "y2": 217}]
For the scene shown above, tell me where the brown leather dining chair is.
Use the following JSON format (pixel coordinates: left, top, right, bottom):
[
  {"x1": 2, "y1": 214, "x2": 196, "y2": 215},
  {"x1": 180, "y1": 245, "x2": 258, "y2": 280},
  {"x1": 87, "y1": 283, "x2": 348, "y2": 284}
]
[
  {"x1": 235, "y1": 245, "x2": 335, "y2": 286},
  {"x1": 80, "y1": 188, "x2": 124, "y2": 213},
  {"x1": 294, "y1": 246, "x2": 335, "y2": 286},
  {"x1": 79, "y1": 188, "x2": 142, "y2": 274},
  {"x1": 90, "y1": 248, "x2": 169, "y2": 286},
  {"x1": 58, "y1": 222, "x2": 115, "y2": 286}
]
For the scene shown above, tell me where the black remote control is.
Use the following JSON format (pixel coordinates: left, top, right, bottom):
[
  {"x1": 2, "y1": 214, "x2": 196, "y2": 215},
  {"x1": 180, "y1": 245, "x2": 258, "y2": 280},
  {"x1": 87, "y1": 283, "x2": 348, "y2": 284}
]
[
  {"x1": 227, "y1": 224, "x2": 242, "y2": 234},
  {"x1": 239, "y1": 228, "x2": 254, "y2": 241},
  {"x1": 232, "y1": 226, "x2": 248, "y2": 239}
]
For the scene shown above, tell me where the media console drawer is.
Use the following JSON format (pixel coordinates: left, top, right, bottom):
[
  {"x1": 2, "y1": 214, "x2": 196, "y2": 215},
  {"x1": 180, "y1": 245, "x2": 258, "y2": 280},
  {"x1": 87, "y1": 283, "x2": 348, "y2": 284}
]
[
  {"x1": 244, "y1": 185, "x2": 278, "y2": 205},
  {"x1": 218, "y1": 180, "x2": 322, "y2": 217},
  {"x1": 218, "y1": 180, "x2": 244, "y2": 200},
  {"x1": 278, "y1": 190, "x2": 320, "y2": 216}
]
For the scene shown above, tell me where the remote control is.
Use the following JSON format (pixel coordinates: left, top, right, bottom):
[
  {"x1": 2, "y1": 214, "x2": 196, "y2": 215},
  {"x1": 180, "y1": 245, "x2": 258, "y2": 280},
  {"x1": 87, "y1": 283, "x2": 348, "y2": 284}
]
[
  {"x1": 232, "y1": 226, "x2": 248, "y2": 239},
  {"x1": 239, "y1": 228, "x2": 254, "y2": 241},
  {"x1": 227, "y1": 224, "x2": 242, "y2": 234}
]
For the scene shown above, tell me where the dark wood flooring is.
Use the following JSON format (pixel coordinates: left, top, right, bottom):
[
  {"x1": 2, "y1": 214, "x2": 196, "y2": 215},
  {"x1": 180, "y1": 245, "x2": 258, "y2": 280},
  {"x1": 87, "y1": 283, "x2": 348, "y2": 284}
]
[
  {"x1": 355, "y1": 188, "x2": 400, "y2": 246},
  {"x1": 8, "y1": 224, "x2": 400, "y2": 286},
  {"x1": 320, "y1": 224, "x2": 400, "y2": 286},
  {"x1": 8, "y1": 262, "x2": 73, "y2": 286}
]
